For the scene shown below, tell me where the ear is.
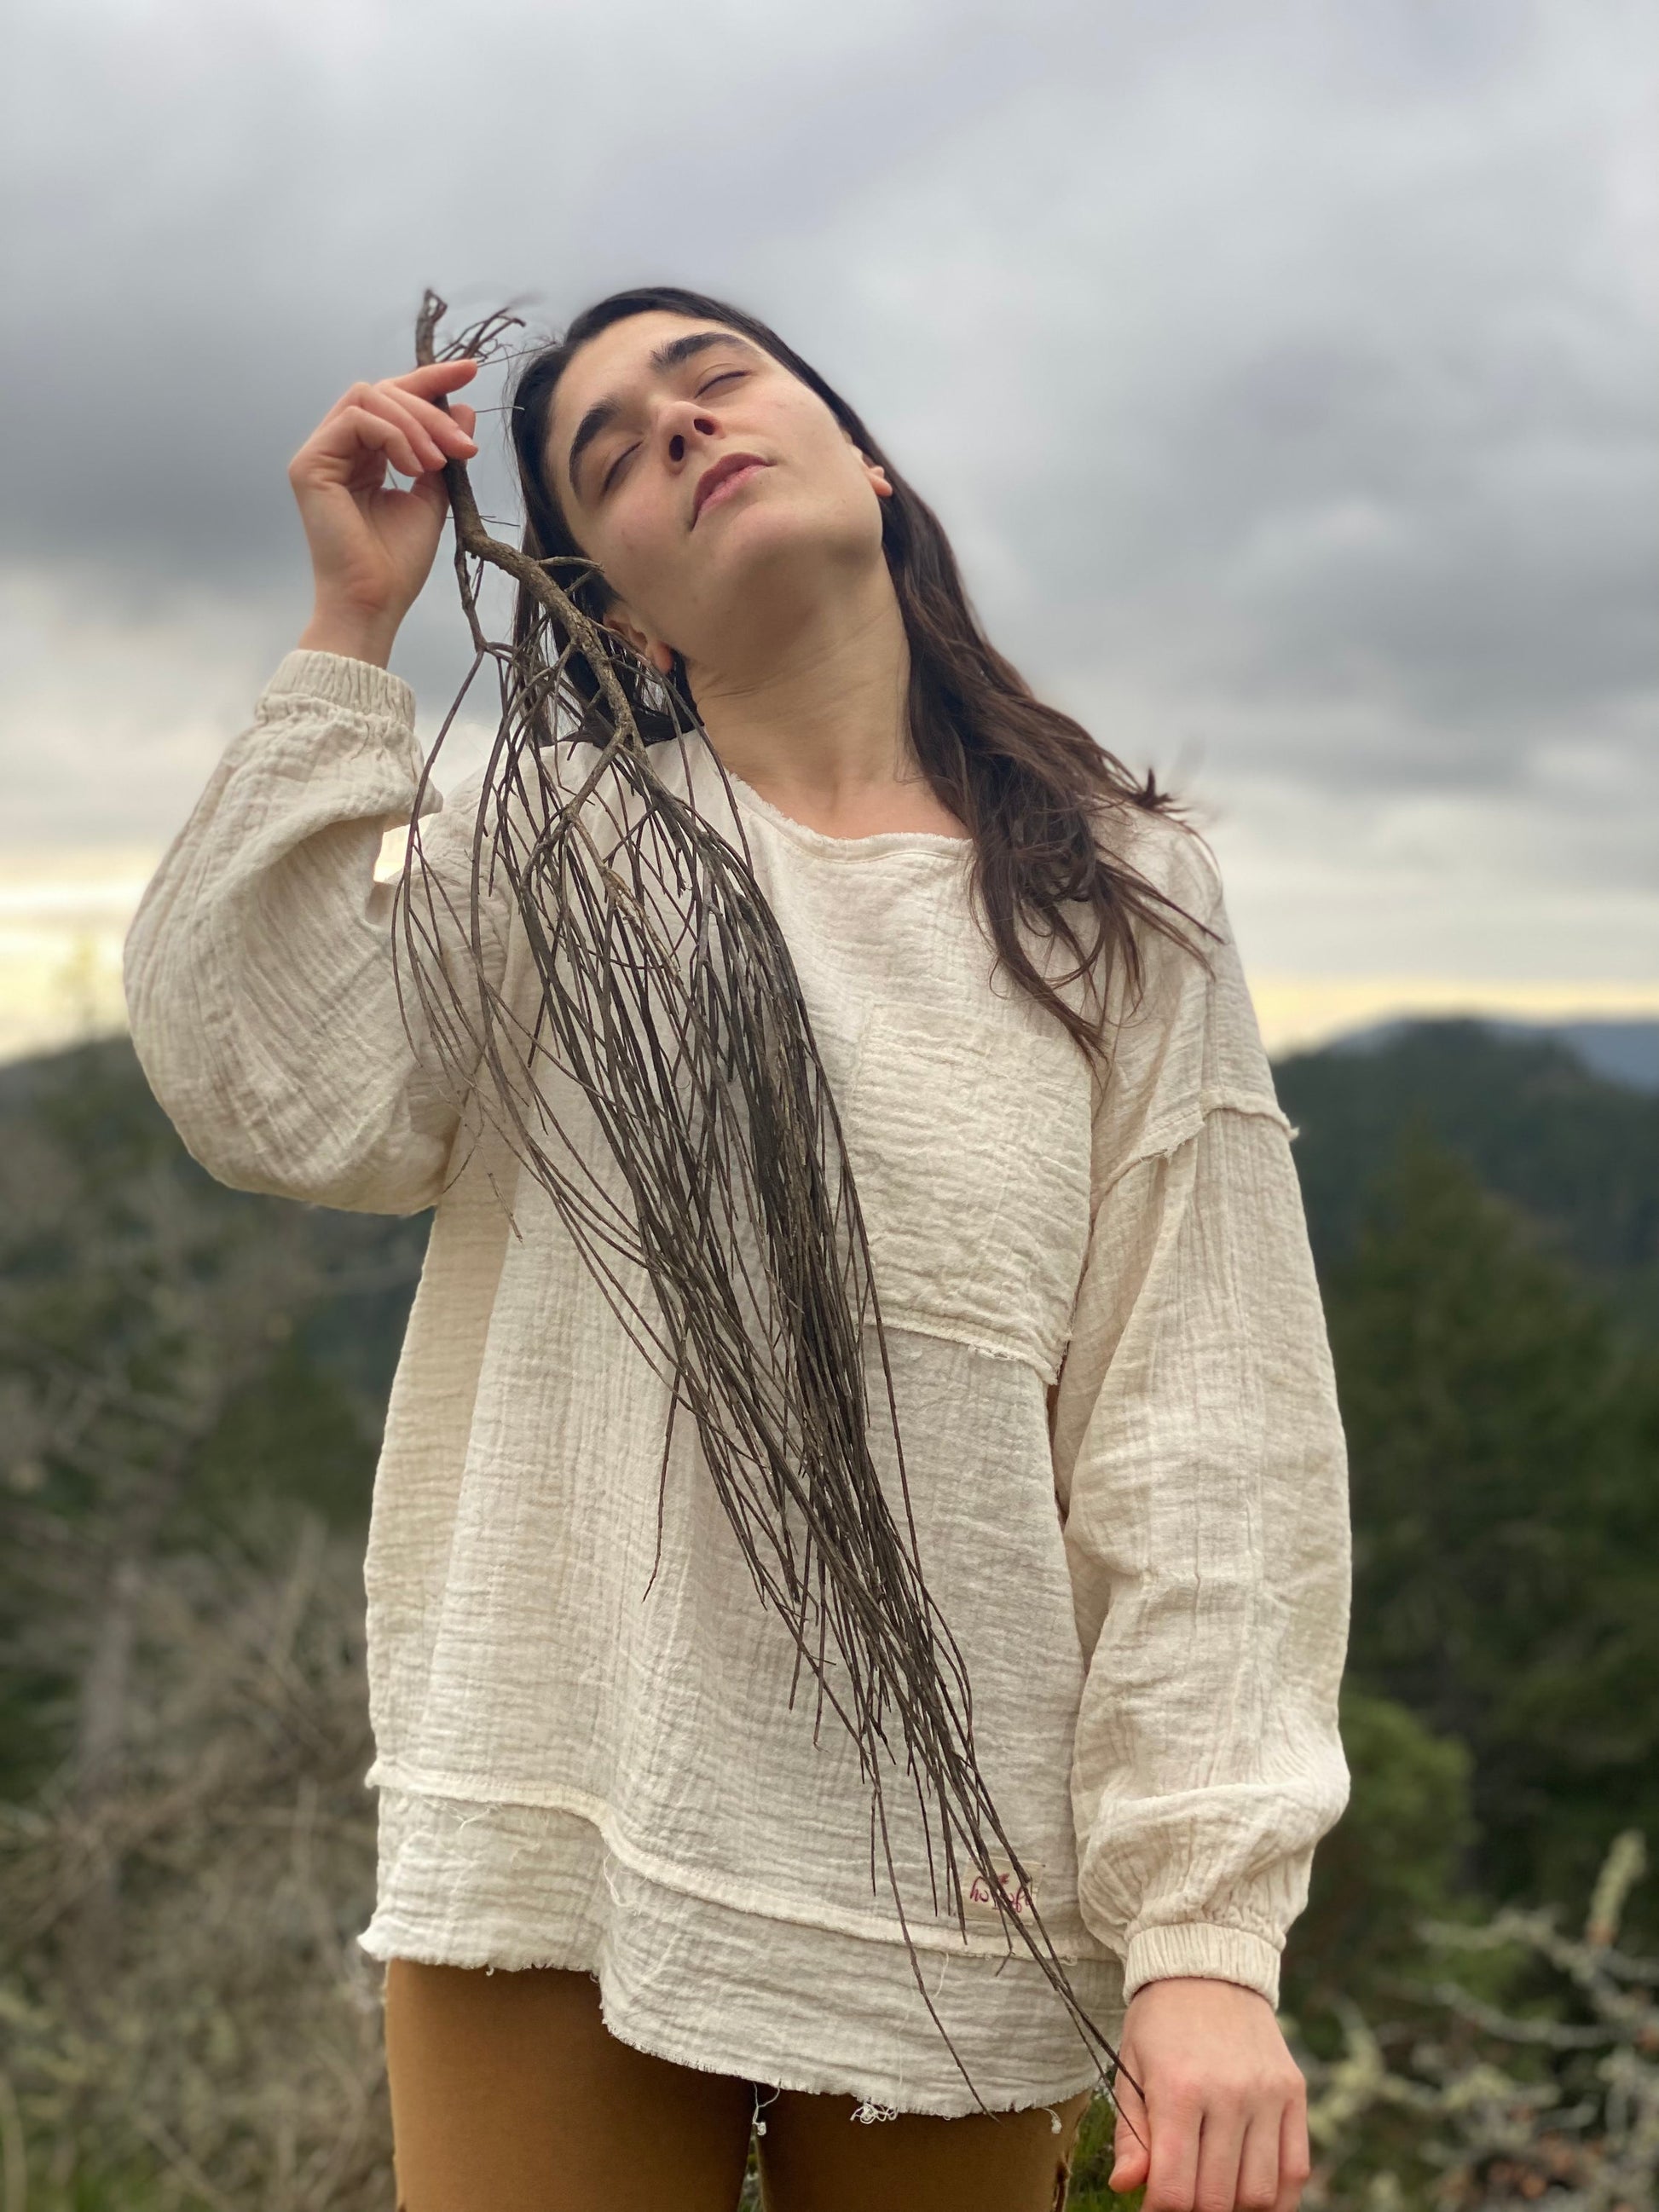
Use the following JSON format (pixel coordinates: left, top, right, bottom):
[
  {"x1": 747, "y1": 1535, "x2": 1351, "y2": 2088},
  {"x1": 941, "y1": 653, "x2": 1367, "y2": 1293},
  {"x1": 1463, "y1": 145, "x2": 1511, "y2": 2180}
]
[
  {"x1": 841, "y1": 422, "x2": 895, "y2": 501},
  {"x1": 602, "y1": 601, "x2": 677, "y2": 678}
]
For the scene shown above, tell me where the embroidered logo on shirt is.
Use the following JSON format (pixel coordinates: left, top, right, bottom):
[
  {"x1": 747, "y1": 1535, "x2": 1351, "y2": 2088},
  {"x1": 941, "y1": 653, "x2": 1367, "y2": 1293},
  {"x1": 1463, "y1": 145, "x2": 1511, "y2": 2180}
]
[{"x1": 963, "y1": 1854, "x2": 1047, "y2": 1923}]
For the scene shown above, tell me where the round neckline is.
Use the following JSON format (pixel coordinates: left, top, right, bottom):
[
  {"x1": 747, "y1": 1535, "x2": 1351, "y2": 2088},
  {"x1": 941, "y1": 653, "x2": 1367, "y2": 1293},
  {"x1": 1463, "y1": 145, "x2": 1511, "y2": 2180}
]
[{"x1": 717, "y1": 762, "x2": 975, "y2": 862}]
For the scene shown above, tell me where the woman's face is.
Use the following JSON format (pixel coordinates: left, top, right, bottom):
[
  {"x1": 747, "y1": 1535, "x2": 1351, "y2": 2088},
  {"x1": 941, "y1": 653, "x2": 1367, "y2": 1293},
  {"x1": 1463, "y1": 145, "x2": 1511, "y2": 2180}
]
[{"x1": 542, "y1": 310, "x2": 893, "y2": 676}]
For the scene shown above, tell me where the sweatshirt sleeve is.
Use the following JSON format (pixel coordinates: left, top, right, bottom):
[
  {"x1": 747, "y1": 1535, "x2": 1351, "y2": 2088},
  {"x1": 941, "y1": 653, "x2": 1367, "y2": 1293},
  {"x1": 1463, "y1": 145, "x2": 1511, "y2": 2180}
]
[
  {"x1": 121, "y1": 649, "x2": 513, "y2": 1217},
  {"x1": 1049, "y1": 821, "x2": 1352, "y2": 2010}
]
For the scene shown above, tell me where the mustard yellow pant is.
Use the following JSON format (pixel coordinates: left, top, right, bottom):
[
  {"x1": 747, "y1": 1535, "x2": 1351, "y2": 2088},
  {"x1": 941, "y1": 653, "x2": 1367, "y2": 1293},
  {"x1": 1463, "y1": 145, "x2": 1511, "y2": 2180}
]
[{"x1": 384, "y1": 1957, "x2": 1097, "y2": 2211}]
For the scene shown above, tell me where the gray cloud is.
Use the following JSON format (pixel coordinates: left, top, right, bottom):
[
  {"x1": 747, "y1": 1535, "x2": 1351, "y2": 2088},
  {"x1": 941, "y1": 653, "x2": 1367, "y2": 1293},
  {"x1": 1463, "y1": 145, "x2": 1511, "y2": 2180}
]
[{"x1": 2, "y1": 0, "x2": 1653, "y2": 978}]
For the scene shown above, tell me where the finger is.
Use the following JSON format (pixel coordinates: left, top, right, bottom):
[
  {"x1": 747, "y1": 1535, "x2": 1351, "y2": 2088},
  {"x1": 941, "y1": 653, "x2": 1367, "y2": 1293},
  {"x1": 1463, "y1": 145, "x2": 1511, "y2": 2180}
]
[
  {"x1": 449, "y1": 401, "x2": 477, "y2": 437},
  {"x1": 1188, "y1": 2101, "x2": 1246, "y2": 2212},
  {"x1": 1237, "y1": 2110, "x2": 1283, "y2": 2211},
  {"x1": 1274, "y1": 2095, "x2": 1312, "y2": 2212},
  {"x1": 328, "y1": 406, "x2": 424, "y2": 482},
  {"x1": 329, "y1": 387, "x2": 451, "y2": 473},
  {"x1": 349, "y1": 387, "x2": 452, "y2": 472},
  {"x1": 387, "y1": 356, "x2": 479, "y2": 397},
  {"x1": 381, "y1": 383, "x2": 477, "y2": 454},
  {"x1": 314, "y1": 359, "x2": 475, "y2": 439},
  {"x1": 1142, "y1": 2092, "x2": 1202, "y2": 2212},
  {"x1": 309, "y1": 379, "x2": 441, "y2": 469}
]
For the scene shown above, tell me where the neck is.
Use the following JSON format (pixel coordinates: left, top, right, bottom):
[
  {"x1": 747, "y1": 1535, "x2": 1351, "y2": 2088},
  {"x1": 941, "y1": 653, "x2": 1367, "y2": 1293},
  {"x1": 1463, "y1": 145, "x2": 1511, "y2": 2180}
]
[{"x1": 683, "y1": 563, "x2": 916, "y2": 819}]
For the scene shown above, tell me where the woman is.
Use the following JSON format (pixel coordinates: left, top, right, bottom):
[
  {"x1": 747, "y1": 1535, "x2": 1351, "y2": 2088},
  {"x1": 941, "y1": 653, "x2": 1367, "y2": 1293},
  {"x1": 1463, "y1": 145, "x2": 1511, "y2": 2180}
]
[{"x1": 123, "y1": 286, "x2": 1352, "y2": 2212}]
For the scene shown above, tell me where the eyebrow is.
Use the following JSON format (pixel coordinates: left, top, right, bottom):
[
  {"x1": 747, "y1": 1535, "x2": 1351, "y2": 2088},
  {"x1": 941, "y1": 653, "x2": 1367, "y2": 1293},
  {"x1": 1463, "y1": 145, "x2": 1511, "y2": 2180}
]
[{"x1": 564, "y1": 330, "x2": 764, "y2": 500}]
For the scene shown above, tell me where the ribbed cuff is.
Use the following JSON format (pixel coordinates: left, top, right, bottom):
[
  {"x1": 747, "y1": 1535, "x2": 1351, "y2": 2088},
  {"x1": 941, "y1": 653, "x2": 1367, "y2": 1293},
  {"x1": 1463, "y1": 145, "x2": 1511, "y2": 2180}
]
[
  {"x1": 262, "y1": 648, "x2": 417, "y2": 727},
  {"x1": 1122, "y1": 1922, "x2": 1282, "y2": 2009}
]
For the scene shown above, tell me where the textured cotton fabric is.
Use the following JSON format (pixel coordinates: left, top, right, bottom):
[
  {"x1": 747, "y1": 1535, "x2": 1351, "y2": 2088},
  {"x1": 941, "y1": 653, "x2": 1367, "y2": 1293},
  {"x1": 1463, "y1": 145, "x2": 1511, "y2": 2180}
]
[{"x1": 122, "y1": 648, "x2": 1353, "y2": 2119}]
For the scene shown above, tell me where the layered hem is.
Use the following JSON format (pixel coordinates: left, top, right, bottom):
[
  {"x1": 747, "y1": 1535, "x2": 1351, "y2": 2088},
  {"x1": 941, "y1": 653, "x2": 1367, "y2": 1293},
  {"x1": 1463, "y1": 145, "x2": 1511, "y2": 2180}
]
[
  {"x1": 362, "y1": 1758, "x2": 1114, "y2": 1965},
  {"x1": 358, "y1": 1784, "x2": 1124, "y2": 2122}
]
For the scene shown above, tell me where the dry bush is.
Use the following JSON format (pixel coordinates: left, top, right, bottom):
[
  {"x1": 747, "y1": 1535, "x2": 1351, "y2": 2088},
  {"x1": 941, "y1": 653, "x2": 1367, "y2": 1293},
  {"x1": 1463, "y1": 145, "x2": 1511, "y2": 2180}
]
[
  {"x1": 0, "y1": 1502, "x2": 389, "y2": 2212},
  {"x1": 1302, "y1": 1830, "x2": 1659, "y2": 2210},
  {"x1": 4, "y1": 1489, "x2": 1656, "y2": 2210}
]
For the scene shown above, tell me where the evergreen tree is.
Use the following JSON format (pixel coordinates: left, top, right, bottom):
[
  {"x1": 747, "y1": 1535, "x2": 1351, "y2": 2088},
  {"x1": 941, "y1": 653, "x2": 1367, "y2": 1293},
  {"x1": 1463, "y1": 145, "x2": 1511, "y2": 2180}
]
[
  {"x1": 1282, "y1": 1684, "x2": 1478, "y2": 2042},
  {"x1": 1327, "y1": 1128, "x2": 1659, "y2": 1924}
]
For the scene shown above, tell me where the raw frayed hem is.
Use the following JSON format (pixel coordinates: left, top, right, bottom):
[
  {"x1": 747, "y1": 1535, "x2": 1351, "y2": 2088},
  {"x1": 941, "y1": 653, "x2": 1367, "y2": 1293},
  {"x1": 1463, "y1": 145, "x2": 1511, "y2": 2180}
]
[
  {"x1": 841, "y1": 2100, "x2": 1072, "y2": 2134},
  {"x1": 358, "y1": 1926, "x2": 597, "y2": 1977},
  {"x1": 594, "y1": 1978, "x2": 1109, "y2": 2123}
]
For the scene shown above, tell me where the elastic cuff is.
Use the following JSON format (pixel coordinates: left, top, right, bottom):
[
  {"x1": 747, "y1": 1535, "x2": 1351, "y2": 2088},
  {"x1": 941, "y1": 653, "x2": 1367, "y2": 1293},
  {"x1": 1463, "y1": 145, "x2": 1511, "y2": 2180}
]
[
  {"x1": 262, "y1": 648, "x2": 417, "y2": 727},
  {"x1": 1122, "y1": 1922, "x2": 1282, "y2": 2009}
]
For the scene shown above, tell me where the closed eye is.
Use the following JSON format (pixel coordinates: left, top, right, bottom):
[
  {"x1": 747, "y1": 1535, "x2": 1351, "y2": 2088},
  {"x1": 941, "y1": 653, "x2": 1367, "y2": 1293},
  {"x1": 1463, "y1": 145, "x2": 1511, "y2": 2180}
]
[
  {"x1": 697, "y1": 370, "x2": 746, "y2": 396},
  {"x1": 600, "y1": 442, "x2": 639, "y2": 495}
]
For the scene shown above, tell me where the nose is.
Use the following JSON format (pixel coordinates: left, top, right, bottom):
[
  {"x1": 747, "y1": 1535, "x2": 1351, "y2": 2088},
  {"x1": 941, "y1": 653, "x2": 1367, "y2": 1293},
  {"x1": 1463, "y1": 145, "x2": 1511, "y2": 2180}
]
[{"x1": 665, "y1": 412, "x2": 719, "y2": 465}]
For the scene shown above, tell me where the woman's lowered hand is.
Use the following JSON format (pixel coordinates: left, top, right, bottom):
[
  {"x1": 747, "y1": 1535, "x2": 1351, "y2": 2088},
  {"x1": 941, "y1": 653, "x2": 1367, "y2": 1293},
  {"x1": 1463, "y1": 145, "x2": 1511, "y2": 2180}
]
[{"x1": 1108, "y1": 1977, "x2": 1311, "y2": 2212}]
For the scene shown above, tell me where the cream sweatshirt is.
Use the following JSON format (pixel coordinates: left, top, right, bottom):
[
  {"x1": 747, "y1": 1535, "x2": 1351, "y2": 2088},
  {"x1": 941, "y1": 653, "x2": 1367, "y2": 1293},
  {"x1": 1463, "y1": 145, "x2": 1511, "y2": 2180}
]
[{"x1": 121, "y1": 648, "x2": 1352, "y2": 2119}]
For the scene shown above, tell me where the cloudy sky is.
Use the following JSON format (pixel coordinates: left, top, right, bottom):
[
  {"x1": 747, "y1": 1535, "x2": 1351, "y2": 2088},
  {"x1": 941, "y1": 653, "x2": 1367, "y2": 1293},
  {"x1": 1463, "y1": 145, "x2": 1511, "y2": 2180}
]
[{"x1": 3, "y1": 0, "x2": 1654, "y2": 1049}]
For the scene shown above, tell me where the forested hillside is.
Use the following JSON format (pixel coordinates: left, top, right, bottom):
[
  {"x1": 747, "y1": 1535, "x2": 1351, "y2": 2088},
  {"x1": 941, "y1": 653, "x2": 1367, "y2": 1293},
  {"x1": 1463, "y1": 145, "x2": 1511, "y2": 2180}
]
[
  {"x1": 2, "y1": 1018, "x2": 1656, "y2": 2205},
  {"x1": 1274, "y1": 1019, "x2": 1659, "y2": 1930},
  {"x1": 1276, "y1": 1019, "x2": 1659, "y2": 1337}
]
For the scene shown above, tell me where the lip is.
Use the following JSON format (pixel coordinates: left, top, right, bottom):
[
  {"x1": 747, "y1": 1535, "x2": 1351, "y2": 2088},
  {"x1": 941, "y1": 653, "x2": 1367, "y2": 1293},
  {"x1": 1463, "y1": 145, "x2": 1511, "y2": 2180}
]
[{"x1": 691, "y1": 452, "x2": 772, "y2": 526}]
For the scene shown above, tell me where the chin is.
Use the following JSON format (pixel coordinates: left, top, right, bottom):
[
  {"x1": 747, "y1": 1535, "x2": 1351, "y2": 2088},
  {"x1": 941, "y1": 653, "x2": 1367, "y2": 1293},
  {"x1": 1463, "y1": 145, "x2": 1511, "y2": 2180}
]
[{"x1": 695, "y1": 489, "x2": 878, "y2": 598}]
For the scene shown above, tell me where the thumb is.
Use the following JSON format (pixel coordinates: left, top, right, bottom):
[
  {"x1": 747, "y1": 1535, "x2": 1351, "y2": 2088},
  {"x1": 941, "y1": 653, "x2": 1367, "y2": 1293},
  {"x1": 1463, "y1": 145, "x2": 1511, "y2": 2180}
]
[
  {"x1": 1111, "y1": 2075, "x2": 1151, "y2": 2192},
  {"x1": 450, "y1": 401, "x2": 477, "y2": 437},
  {"x1": 1110, "y1": 2116, "x2": 1150, "y2": 2192},
  {"x1": 408, "y1": 468, "x2": 454, "y2": 524}
]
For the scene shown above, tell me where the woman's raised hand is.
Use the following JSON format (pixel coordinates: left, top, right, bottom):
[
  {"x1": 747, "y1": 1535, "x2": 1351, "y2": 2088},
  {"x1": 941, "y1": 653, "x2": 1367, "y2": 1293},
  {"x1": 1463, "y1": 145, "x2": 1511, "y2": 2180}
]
[{"x1": 290, "y1": 358, "x2": 481, "y2": 670}]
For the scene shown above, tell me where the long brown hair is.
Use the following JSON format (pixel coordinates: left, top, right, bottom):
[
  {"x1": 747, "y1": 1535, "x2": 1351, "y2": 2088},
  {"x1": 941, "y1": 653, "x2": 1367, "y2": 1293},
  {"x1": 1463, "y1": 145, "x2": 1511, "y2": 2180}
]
[{"x1": 506, "y1": 286, "x2": 1209, "y2": 1067}]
